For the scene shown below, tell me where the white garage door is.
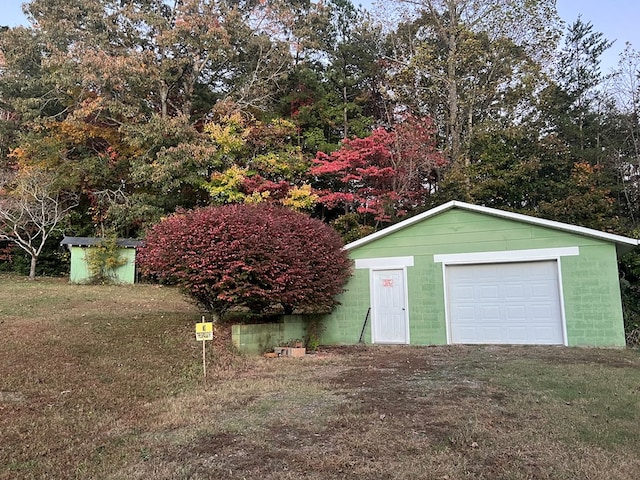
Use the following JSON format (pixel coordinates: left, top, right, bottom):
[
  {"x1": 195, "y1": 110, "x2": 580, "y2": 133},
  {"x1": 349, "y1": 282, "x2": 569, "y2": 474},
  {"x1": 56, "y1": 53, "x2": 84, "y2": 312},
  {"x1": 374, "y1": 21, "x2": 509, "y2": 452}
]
[{"x1": 446, "y1": 261, "x2": 564, "y2": 345}]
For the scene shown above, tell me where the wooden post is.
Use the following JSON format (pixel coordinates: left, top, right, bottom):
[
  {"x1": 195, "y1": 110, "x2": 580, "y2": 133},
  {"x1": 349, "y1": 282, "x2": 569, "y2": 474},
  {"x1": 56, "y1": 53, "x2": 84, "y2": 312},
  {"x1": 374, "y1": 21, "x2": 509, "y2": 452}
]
[
  {"x1": 195, "y1": 315, "x2": 212, "y2": 381},
  {"x1": 202, "y1": 339, "x2": 207, "y2": 378}
]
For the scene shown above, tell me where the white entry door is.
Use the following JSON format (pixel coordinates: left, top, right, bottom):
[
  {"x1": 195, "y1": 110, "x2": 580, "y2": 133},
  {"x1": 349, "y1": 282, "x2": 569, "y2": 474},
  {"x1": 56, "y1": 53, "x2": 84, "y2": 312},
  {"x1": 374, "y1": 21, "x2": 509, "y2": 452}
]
[{"x1": 372, "y1": 269, "x2": 408, "y2": 344}]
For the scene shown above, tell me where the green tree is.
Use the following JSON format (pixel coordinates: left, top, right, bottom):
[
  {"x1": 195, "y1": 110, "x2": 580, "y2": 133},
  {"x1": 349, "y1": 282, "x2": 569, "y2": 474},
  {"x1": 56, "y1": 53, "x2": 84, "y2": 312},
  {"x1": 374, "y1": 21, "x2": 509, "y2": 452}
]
[
  {"x1": 436, "y1": 127, "x2": 571, "y2": 210},
  {"x1": 537, "y1": 162, "x2": 617, "y2": 232},
  {"x1": 322, "y1": 0, "x2": 381, "y2": 140},
  {"x1": 385, "y1": 0, "x2": 561, "y2": 167},
  {"x1": 554, "y1": 17, "x2": 614, "y2": 157},
  {"x1": 277, "y1": 1, "x2": 383, "y2": 151}
]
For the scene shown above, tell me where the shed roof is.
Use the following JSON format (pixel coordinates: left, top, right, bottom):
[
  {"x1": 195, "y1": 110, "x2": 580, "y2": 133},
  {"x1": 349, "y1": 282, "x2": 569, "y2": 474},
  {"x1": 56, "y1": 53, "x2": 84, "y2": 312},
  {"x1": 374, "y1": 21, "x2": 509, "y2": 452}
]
[
  {"x1": 60, "y1": 236, "x2": 143, "y2": 248},
  {"x1": 345, "y1": 201, "x2": 640, "y2": 255}
]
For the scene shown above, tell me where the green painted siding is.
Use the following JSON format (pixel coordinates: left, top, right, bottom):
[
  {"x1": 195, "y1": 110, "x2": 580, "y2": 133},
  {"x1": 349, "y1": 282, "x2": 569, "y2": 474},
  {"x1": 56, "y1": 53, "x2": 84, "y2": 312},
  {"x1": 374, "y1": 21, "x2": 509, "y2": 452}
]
[
  {"x1": 232, "y1": 316, "x2": 308, "y2": 354},
  {"x1": 69, "y1": 247, "x2": 89, "y2": 283},
  {"x1": 560, "y1": 245, "x2": 625, "y2": 346},
  {"x1": 322, "y1": 269, "x2": 371, "y2": 345},
  {"x1": 320, "y1": 209, "x2": 626, "y2": 347},
  {"x1": 69, "y1": 246, "x2": 137, "y2": 284}
]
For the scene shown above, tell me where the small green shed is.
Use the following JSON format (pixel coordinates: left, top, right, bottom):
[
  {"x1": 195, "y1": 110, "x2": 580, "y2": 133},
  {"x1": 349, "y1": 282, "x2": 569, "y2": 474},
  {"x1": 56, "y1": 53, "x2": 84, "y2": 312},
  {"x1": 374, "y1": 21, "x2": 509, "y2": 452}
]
[
  {"x1": 60, "y1": 236, "x2": 142, "y2": 284},
  {"x1": 321, "y1": 201, "x2": 639, "y2": 347}
]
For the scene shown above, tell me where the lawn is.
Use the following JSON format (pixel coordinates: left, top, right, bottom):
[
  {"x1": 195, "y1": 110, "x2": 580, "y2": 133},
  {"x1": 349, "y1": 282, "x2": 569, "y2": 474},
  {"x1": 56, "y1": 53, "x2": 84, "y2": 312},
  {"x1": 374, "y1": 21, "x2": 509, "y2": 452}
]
[{"x1": 1, "y1": 275, "x2": 640, "y2": 479}]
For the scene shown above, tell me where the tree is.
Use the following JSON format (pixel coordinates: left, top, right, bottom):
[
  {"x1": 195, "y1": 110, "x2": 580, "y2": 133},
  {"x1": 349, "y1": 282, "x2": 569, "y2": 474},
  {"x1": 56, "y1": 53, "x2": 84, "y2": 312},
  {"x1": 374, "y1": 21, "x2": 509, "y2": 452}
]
[
  {"x1": 311, "y1": 114, "x2": 445, "y2": 226},
  {"x1": 272, "y1": 0, "x2": 384, "y2": 151},
  {"x1": 322, "y1": 0, "x2": 381, "y2": 140},
  {"x1": 0, "y1": 242, "x2": 12, "y2": 262},
  {"x1": 607, "y1": 45, "x2": 640, "y2": 230},
  {"x1": 553, "y1": 17, "x2": 614, "y2": 156},
  {"x1": 0, "y1": 0, "x2": 308, "y2": 237},
  {"x1": 385, "y1": 0, "x2": 561, "y2": 166},
  {"x1": 438, "y1": 127, "x2": 573, "y2": 210},
  {"x1": 0, "y1": 168, "x2": 78, "y2": 279},
  {"x1": 537, "y1": 161, "x2": 617, "y2": 232},
  {"x1": 137, "y1": 203, "x2": 352, "y2": 319},
  {"x1": 196, "y1": 109, "x2": 319, "y2": 209}
]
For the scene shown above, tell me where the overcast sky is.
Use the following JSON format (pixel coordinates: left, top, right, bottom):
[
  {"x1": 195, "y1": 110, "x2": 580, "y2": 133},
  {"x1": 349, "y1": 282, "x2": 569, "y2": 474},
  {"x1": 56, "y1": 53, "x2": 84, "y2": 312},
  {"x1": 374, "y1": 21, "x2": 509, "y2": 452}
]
[{"x1": 2, "y1": 0, "x2": 639, "y2": 71}]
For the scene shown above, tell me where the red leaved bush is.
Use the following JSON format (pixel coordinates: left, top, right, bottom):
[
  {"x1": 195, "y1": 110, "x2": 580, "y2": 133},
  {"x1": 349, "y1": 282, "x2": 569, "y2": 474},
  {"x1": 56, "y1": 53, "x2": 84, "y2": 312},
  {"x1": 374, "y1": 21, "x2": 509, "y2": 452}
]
[{"x1": 137, "y1": 203, "x2": 352, "y2": 317}]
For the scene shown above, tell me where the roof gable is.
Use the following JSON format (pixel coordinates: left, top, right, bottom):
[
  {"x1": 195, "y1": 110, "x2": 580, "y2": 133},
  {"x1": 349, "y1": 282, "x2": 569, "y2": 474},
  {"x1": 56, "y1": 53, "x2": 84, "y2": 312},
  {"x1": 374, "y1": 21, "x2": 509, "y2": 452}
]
[{"x1": 345, "y1": 201, "x2": 639, "y2": 255}]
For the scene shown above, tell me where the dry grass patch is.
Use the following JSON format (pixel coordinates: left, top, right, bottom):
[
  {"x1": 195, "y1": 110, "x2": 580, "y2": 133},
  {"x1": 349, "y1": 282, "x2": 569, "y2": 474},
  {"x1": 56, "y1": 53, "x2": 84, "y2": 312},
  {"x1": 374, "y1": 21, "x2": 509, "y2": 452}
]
[{"x1": 1, "y1": 276, "x2": 640, "y2": 479}]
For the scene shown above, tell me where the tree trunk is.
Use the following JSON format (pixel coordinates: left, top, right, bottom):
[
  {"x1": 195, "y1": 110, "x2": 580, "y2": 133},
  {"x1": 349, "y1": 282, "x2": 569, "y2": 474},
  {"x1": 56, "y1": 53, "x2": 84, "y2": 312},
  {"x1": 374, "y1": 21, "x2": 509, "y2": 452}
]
[
  {"x1": 343, "y1": 85, "x2": 349, "y2": 139},
  {"x1": 447, "y1": 27, "x2": 462, "y2": 167},
  {"x1": 29, "y1": 254, "x2": 37, "y2": 280},
  {"x1": 160, "y1": 81, "x2": 169, "y2": 118}
]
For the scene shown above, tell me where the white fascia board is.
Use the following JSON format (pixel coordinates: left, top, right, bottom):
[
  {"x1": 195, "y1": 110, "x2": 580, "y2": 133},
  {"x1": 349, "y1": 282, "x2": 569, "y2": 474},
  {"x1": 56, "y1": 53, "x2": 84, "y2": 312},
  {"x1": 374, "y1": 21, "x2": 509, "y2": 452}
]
[
  {"x1": 355, "y1": 256, "x2": 415, "y2": 270},
  {"x1": 434, "y1": 246, "x2": 579, "y2": 265}
]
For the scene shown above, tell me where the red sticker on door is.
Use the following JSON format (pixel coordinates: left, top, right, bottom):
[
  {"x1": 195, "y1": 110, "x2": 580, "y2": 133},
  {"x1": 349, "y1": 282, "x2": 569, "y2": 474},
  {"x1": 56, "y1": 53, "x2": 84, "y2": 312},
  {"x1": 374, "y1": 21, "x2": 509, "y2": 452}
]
[{"x1": 382, "y1": 279, "x2": 394, "y2": 287}]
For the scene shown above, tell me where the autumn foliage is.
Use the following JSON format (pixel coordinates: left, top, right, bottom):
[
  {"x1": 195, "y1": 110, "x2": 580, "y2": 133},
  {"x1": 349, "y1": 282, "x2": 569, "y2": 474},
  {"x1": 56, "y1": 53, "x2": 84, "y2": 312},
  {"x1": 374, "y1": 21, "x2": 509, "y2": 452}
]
[
  {"x1": 311, "y1": 115, "x2": 446, "y2": 223},
  {"x1": 137, "y1": 204, "x2": 352, "y2": 317}
]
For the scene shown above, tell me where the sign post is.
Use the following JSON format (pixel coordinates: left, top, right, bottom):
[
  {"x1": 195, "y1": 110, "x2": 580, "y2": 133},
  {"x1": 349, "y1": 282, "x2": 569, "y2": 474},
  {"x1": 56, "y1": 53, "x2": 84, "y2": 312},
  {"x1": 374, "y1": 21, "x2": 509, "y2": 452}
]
[{"x1": 195, "y1": 316, "x2": 214, "y2": 378}]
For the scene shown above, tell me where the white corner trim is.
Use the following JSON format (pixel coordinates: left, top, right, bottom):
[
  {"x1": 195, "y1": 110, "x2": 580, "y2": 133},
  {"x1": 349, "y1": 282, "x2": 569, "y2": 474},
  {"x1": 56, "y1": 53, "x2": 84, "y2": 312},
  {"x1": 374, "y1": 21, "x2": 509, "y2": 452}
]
[
  {"x1": 556, "y1": 261, "x2": 570, "y2": 346},
  {"x1": 433, "y1": 246, "x2": 579, "y2": 265},
  {"x1": 355, "y1": 256, "x2": 415, "y2": 270}
]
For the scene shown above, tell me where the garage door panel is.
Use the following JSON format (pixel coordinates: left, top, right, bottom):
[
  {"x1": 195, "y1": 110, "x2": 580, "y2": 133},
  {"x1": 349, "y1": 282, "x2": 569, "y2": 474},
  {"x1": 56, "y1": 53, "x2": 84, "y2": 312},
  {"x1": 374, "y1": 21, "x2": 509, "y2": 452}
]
[
  {"x1": 447, "y1": 261, "x2": 564, "y2": 345},
  {"x1": 531, "y1": 283, "x2": 554, "y2": 298},
  {"x1": 484, "y1": 326, "x2": 503, "y2": 342},
  {"x1": 480, "y1": 286, "x2": 500, "y2": 299},
  {"x1": 504, "y1": 285, "x2": 525, "y2": 299},
  {"x1": 456, "y1": 326, "x2": 478, "y2": 341},
  {"x1": 505, "y1": 305, "x2": 526, "y2": 320},
  {"x1": 454, "y1": 286, "x2": 475, "y2": 301},
  {"x1": 480, "y1": 305, "x2": 500, "y2": 320},
  {"x1": 533, "y1": 326, "x2": 557, "y2": 342},
  {"x1": 506, "y1": 326, "x2": 527, "y2": 342}
]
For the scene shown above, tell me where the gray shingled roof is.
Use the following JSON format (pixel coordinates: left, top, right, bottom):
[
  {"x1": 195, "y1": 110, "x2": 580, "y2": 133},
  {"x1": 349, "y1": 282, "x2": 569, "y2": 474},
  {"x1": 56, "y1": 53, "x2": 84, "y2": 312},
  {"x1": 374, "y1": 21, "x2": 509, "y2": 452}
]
[{"x1": 60, "y1": 236, "x2": 143, "y2": 248}]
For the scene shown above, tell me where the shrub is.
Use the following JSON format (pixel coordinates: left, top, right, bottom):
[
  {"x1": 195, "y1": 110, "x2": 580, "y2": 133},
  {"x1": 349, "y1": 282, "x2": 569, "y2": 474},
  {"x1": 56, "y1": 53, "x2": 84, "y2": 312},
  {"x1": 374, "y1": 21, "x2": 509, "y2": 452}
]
[
  {"x1": 85, "y1": 237, "x2": 128, "y2": 284},
  {"x1": 137, "y1": 204, "x2": 352, "y2": 319}
]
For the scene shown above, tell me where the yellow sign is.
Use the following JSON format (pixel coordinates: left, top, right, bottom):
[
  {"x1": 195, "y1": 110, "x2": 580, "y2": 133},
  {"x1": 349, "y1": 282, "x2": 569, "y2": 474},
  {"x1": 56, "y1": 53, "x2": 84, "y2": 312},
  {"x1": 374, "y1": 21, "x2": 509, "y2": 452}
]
[{"x1": 195, "y1": 322, "x2": 214, "y2": 341}]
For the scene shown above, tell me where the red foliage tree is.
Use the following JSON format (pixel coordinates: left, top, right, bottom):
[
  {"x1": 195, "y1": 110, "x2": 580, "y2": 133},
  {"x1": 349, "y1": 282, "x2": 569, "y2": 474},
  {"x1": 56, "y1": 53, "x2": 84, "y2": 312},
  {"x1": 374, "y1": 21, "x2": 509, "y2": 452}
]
[
  {"x1": 311, "y1": 115, "x2": 446, "y2": 223},
  {"x1": 137, "y1": 203, "x2": 352, "y2": 318}
]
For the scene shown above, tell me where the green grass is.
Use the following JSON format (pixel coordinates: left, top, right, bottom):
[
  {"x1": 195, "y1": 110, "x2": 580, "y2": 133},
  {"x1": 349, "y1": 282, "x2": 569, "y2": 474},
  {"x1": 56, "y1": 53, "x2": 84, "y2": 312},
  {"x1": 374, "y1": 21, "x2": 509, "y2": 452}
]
[{"x1": 1, "y1": 275, "x2": 640, "y2": 479}]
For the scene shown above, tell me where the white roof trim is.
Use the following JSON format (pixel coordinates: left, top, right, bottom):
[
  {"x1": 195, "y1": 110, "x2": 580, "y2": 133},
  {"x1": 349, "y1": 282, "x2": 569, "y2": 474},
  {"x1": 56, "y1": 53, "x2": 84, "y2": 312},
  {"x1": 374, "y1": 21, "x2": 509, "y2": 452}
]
[
  {"x1": 433, "y1": 246, "x2": 579, "y2": 264},
  {"x1": 355, "y1": 256, "x2": 415, "y2": 269},
  {"x1": 344, "y1": 200, "x2": 639, "y2": 252}
]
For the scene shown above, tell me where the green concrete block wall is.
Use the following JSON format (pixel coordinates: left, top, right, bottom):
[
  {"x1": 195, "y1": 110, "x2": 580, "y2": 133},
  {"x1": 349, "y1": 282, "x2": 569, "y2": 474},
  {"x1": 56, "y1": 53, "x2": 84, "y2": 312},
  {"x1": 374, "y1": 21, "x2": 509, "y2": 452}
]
[
  {"x1": 320, "y1": 209, "x2": 627, "y2": 347},
  {"x1": 321, "y1": 269, "x2": 371, "y2": 345},
  {"x1": 407, "y1": 257, "x2": 447, "y2": 345},
  {"x1": 560, "y1": 245, "x2": 625, "y2": 346},
  {"x1": 232, "y1": 315, "x2": 308, "y2": 355}
]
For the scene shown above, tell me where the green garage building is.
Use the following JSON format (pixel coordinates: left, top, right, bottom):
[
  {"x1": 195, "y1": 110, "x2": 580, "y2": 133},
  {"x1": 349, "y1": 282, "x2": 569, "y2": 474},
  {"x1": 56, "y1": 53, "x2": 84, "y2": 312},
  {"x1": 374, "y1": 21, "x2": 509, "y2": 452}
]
[{"x1": 321, "y1": 201, "x2": 639, "y2": 347}]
